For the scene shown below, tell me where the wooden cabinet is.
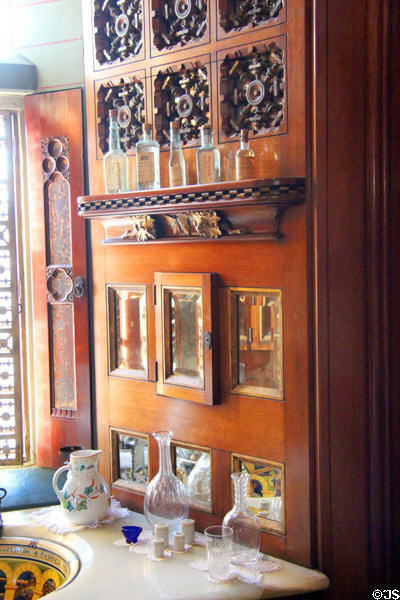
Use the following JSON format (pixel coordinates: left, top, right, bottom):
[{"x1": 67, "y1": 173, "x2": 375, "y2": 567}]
[
  {"x1": 155, "y1": 271, "x2": 219, "y2": 406},
  {"x1": 82, "y1": 0, "x2": 311, "y2": 569}
]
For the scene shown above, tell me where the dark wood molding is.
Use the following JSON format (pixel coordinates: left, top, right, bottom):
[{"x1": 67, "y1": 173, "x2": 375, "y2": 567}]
[{"x1": 366, "y1": 0, "x2": 393, "y2": 589}]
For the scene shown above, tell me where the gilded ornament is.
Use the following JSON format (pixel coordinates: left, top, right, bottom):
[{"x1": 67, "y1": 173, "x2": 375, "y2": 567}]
[
  {"x1": 121, "y1": 215, "x2": 156, "y2": 241},
  {"x1": 192, "y1": 211, "x2": 222, "y2": 238}
]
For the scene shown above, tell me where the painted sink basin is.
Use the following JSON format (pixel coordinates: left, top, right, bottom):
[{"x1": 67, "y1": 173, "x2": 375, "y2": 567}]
[{"x1": 0, "y1": 536, "x2": 80, "y2": 598}]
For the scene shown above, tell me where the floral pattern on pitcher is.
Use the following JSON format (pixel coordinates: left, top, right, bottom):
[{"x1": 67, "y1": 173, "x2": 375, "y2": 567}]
[
  {"x1": 61, "y1": 479, "x2": 104, "y2": 512},
  {"x1": 53, "y1": 449, "x2": 111, "y2": 524}
]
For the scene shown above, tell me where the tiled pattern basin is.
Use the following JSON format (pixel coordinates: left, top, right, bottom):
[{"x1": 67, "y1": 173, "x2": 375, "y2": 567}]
[{"x1": 0, "y1": 536, "x2": 80, "y2": 599}]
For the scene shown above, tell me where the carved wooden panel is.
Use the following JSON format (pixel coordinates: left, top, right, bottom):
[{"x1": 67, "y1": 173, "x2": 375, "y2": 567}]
[
  {"x1": 49, "y1": 303, "x2": 77, "y2": 412},
  {"x1": 93, "y1": 0, "x2": 144, "y2": 67},
  {"x1": 42, "y1": 136, "x2": 77, "y2": 416},
  {"x1": 151, "y1": 0, "x2": 209, "y2": 54},
  {"x1": 218, "y1": 0, "x2": 285, "y2": 37},
  {"x1": 152, "y1": 57, "x2": 210, "y2": 148},
  {"x1": 218, "y1": 38, "x2": 286, "y2": 141},
  {"x1": 96, "y1": 72, "x2": 146, "y2": 156}
]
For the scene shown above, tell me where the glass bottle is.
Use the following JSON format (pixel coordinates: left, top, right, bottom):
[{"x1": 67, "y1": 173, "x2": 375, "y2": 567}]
[
  {"x1": 236, "y1": 129, "x2": 255, "y2": 181},
  {"x1": 144, "y1": 431, "x2": 189, "y2": 538},
  {"x1": 136, "y1": 122, "x2": 160, "y2": 190},
  {"x1": 196, "y1": 124, "x2": 221, "y2": 184},
  {"x1": 103, "y1": 108, "x2": 128, "y2": 194},
  {"x1": 222, "y1": 471, "x2": 261, "y2": 565},
  {"x1": 169, "y1": 121, "x2": 186, "y2": 187}
]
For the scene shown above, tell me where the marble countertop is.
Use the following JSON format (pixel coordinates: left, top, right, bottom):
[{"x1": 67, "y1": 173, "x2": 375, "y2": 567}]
[{"x1": 2, "y1": 508, "x2": 329, "y2": 600}]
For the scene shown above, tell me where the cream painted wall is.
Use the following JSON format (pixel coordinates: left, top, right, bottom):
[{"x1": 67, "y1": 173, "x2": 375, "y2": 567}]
[{"x1": 12, "y1": 0, "x2": 84, "y2": 92}]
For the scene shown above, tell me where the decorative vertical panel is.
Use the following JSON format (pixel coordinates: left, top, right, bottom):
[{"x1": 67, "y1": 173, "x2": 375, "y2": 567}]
[
  {"x1": 93, "y1": 0, "x2": 144, "y2": 66},
  {"x1": 218, "y1": 0, "x2": 285, "y2": 35},
  {"x1": 219, "y1": 39, "x2": 286, "y2": 140},
  {"x1": 0, "y1": 111, "x2": 22, "y2": 465},
  {"x1": 42, "y1": 137, "x2": 77, "y2": 414},
  {"x1": 49, "y1": 304, "x2": 76, "y2": 411},
  {"x1": 96, "y1": 73, "x2": 145, "y2": 155},
  {"x1": 152, "y1": 57, "x2": 210, "y2": 148},
  {"x1": 152, "y1": 0, "x2": 208, "y2": 53}
]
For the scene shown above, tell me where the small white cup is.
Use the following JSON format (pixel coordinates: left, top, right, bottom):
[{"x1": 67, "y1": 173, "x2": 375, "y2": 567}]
[
  {"x1": 173, "y1": 532, "x2": 185, "y2": 552},
  {"x1": 181, "y1": 518, "x2": 195, "y2": 545},
  {"x1": 154, "y1": 522, "x2": 169, "y2": 549},
  {"x1": 153, "y1": 537, "x2": 164, "y2": 559}
]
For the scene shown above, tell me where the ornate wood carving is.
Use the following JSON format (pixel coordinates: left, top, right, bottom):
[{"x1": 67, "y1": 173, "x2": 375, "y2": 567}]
[
  {"x1": 219, "y1": 41, "x2": 286, "y2": 139},
  {"x1": 219, "y1": 0, "x2": 284, "y2": 34},
  {"x1": 46, "y1": 267, "x2": 74, "y2": 303},
  {"x1": 153, "y1": 59, "x2": 210, "y2": 148},
  {"x1": 152, "y1": 0, "x2": 208, "y2": 52},
  {"x1": 97, "y1": 75, "x2": 145, "y2": 154},
  {"x1": 41, "y1": 137, "x2": 70, "y2": 182},
  {"x1": 121, "y1": 215, "x2": 156, "y2": 241},
  {"x1": 192, "y1": 211, "x2": 222, "y2": 238},
  {"x1": 93, "y1": 0, "x2": 143, "y2": 66},
  {"x1": 78, "y1": 178, "x2": 305, "y2": 241}
]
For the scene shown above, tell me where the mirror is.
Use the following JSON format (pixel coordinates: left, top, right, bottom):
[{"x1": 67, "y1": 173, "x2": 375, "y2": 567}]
[
  {"x1": 229, "y1": 288, "x2": 282, "y2": 399},
  {"x1": 107, "y1": 284, "x2": 148, "y2": 379},
  {"x1": 173, "y1": 443, "x2": 212, "y2": 511},
  {"x1": 232, "y1": 454, "x2": 285, "y2": 534},
  {"x1": 164, "y1": 288, "x2": 204, "y2": 387},
  {"x1": 111, "y1": 429, "x2": 149, "y2": 493}
]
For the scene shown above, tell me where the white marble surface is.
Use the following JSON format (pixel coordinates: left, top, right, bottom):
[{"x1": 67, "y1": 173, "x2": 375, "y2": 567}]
[{"x1": 2, "y1": 508, "x2": 329, "y2": 600}]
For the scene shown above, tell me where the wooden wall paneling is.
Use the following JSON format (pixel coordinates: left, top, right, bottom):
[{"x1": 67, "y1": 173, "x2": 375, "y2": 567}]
[
  {"x1": 90, "y1": 216, "x2": 310, "y2": 562},
  {"x1": 91, "y1": 219, "x2": 111, "y2": 482},
  {"x1": 83, "y1": 0, "x2": 311, "y2": 567},
  {"x1": 311, "y1": 0, "x2": 371, "y2": 596}
]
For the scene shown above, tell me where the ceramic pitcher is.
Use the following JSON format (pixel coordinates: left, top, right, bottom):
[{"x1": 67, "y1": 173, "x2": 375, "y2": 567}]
[{"x1": 52, "y1": 449, "x2": 110, "y2": 525}]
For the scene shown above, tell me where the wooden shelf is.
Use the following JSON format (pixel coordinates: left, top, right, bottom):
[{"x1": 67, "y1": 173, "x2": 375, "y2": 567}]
[{"x1": 77, "y1": 178, "x2": 305, "y2": 243}]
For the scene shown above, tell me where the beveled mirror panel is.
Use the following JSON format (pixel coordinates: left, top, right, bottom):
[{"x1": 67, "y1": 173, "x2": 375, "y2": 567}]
[
  {"x1": 155, "y1": 272, "x2": 218, "y2": 405},
  {"x1": 111, "y1": 428, "x2": 149, "y2": 494},
  {"x1": 163, "y1": 287, "x2": 204, "y2": 388},
  {"x1": 232, "y1": 454, "x2": 285, "y2": 535},
  {"x1": 172, "y1": 442, "x2": 212, "y2": 512},
  {"x1": 107, "y1": 284, "x2": 148, "y2": 379},
  {"x1": 229, "y1": 288, "x2": 283, "y2": 399}
]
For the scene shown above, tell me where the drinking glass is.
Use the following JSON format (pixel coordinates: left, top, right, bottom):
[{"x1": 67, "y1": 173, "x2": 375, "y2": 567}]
[{"x1": 204, "y1": 525, "x2": 233, "y2": 582}]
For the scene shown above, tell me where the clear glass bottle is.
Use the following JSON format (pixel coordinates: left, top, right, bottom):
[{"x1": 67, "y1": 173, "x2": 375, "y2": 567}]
[
  {"x1": 103, "y1": 108, "x2": 128, "y2": 194},
  {"x1": 136, "y1": 122, "x2": 160, "y2": 190},
  {"x1": 144, "y1": 431, "x2": 189, "y2": 538},
  {"x1": 222, "y1": 471, "x2": 261, "y2": 565},
  {"x1": 196, "y1": 124, "x2": 221, "y2": 184},
  {"x1": 236, "y1": 129, "x2": 255, "y2": 181},
  {"x1": 169, "y1": 121, "x2": 186, "y2": 187}
]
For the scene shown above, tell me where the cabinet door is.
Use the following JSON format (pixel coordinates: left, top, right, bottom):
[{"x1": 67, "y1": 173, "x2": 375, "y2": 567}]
[
  {"x1": 155, "y1": 272, "x2": 218, "y2": 405},
  {"x1": 25, "y1": 90, "x2": 91, "y2": 467}
]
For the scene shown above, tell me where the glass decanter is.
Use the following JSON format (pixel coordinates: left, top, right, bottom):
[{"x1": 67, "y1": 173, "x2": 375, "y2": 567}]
[
  {"x1": 222, "y1": 471, "x2": 261, "y2": 565},
  {"x1": 144, "y1": 431, "x2": 189, "y2": 537}
]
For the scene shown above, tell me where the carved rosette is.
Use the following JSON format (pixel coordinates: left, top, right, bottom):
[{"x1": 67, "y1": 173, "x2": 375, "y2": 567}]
[
  {"x1": 41, "y1": 137, "x2": 70, "y2": 183},
  {"x1": 219, "y1": 0, "x2": 284, "y2": 34},
  {"x1": 219, "y1": 41, "x2": 286, "y2": 138},
  {"x1": 153, "y1": 59, "x2": 210, "y2": 147},
  {"x1": 152, "y1": 0, "x2": 208, "y2": 52},
  {"x1": 97, "y1": 75, "x2": 145, "y2": 154},
  {"x1": 93, "y1": 0, "x2": 143, "y2": 65}
]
